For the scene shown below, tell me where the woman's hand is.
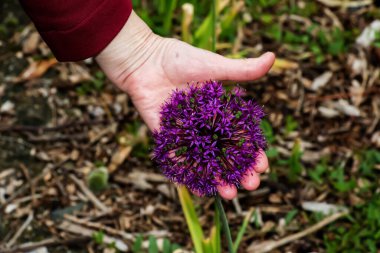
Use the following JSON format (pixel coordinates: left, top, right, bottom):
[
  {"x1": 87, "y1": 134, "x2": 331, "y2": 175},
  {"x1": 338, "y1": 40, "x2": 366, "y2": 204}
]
[{"x1": 96, "y1": 11, "x2": 275, "y2": 200}]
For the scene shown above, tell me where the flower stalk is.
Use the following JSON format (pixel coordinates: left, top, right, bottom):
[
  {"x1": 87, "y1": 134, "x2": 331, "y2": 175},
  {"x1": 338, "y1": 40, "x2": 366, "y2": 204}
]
[{"x1": 215, "y1": 195, "x2": 234, "y2": 253}]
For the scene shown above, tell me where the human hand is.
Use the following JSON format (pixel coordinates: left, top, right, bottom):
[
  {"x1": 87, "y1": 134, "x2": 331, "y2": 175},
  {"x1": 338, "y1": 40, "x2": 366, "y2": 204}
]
[{"x1": 96, "y1": 11, "x2": 275, "y2": 200}]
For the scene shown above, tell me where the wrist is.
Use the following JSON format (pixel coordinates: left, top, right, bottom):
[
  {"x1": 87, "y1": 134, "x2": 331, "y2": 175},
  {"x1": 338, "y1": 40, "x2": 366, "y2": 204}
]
[{"x1": 95, "y1": 11, "x2": 162, "y2": 93}]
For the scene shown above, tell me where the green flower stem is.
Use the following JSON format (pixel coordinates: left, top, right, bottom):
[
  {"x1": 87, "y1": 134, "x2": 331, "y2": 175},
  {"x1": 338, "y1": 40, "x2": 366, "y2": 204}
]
[
  {"x1": 211, "y1": 0, "x2": 217, "y2": 52},
  {"x1": 215, "y1": 195, "x2": 234, "y2": 253}
]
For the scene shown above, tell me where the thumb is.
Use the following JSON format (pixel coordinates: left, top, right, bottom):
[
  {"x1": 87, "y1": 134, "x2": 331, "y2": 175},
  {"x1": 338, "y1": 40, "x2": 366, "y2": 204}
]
[
  {"x1": 209, "y1": 52, "x2": 276, "y2": 81},
  {"x1": 163, "y1": 39, "x2": 275, "y2": 84}
]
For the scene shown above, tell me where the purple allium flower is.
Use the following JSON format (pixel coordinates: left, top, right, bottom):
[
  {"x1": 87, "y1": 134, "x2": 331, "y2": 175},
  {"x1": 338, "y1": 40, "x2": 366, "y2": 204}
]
[{"x1": 153, "y1": 81, "x2": 266, "y2": 197}]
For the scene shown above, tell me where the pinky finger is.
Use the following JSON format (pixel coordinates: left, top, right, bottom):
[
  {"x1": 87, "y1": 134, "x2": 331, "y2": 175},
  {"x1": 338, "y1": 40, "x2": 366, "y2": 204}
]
[{"x1": 217, "y1": 183, "x2": 237, "y2": 200}]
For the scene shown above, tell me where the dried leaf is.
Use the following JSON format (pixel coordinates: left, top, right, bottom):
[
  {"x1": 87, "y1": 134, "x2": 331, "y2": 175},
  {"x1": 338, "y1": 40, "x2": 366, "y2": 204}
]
[
  {"x1": 28, "y1": 247, "x2": 49, "y2": 253},
  {"x1": 123, "y1": 170, "x2": 166, "y2": 190},
  {"x1": 108, "y1": 146, "x2": 132, "y2": 173},
  {"x1": 311, "y1": 71, "x2": 333, "y2": 91},
  {"x1": 269, "y1": 193, "x2": 282, "y2": 204},
  {"x1": 301, "y1": 201, "x2": 347, "y2": 215},
  {"x1": 67, "y1": 63, "x2": 92, "y2": 84},
  {"x1": 18, "y1": 58, "x2": 58, "y2": 81},
  {"x1": 271, "y1": 58, "x2": 299, "y2": 74},
  {"x1": 348, "y1": 54, "x2": 367, "y2": 76},
  {"x1": 22, "y1": 32, "x2": 40, "y2": 54},
  {"x1": 350, "y1": 80, "x2": 365, "y2": 106},
  {"x1": 318, "y1": 0, "x2": 372, "y2": 8},
  {"x1": 356, "y1": 20, "x2": 380, "y2": 48},
  {"x1": 318, "y1": 106, "x2": 340, "y2": 118},
  {"x1": 0, "y1": 100, "x2": 15, "y2": 113},
  {"x1": 333, "y1": 99, "x2": 361, "y2": 117},
  {"x1": 372, "y1": 131, "x2": 380, "y2": 148}
]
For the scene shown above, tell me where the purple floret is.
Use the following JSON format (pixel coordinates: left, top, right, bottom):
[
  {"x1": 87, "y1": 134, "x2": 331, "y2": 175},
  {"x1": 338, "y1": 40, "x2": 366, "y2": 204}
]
[{"x1": 152, "y1": 81, "x2": 267, "y2": 197}]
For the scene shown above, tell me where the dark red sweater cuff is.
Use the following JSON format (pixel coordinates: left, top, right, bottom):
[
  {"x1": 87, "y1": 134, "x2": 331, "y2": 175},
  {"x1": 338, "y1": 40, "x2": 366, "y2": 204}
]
[{"x1": 19, "y1": 0, "x2": 132, "y2": 61}]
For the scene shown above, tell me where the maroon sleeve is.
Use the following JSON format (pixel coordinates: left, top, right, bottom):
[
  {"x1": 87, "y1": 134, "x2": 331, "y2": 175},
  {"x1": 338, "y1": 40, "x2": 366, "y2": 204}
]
[{"x1": 19, "y1": 0, "x2": 132, "y2": 61}]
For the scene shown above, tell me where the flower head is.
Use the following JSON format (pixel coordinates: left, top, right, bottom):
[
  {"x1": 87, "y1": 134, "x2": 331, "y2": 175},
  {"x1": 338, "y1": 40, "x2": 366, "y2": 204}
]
[{"x1": 153, "y1": 81, "x2": 266, "y2": 196}]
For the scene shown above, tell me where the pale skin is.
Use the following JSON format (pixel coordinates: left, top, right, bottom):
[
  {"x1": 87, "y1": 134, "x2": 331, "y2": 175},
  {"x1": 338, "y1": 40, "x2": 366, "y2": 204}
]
[{"x1": 96, "y1": 11, "x2": 275, "y2": 200}]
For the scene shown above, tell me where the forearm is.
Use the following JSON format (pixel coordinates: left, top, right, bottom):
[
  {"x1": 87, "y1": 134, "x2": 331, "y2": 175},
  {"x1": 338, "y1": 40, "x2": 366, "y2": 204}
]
[
  {"x1": 19, "y1": 0, "x2": 132, "y2": 61},
  {"x1": 95, "y1": 11, "x2": 155, "y2": 86},
  {"x1": 95, "y1": 11, "x2": 169, "y2": 93}
]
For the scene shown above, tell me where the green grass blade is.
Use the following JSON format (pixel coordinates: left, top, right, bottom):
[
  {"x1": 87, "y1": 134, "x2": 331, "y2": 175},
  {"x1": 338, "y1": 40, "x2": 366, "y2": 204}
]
[
  {"x1": 148, "y1": 235, "x2": 159, "y2": 253},
  {"x1": 211, "y1": 0, "x2": 216, "y2": 52},
  {"x1": 171, "y1": 243, "x2": 181, "y2": 252},
  {"x1": 202, "y1": 237, "x2": 214, "y2": 253},
  {"x1": 215, "y1": 195, "x2": 234, "y2": 253},
  {"x1": 194, "y1": 15, "x2": 213, "y2": 50},
  {"x1": 233, "y1": 208, "x2": 254, "y2": 252},
  {"x1": 177, "y1": 186, "x2": 204, "y2": 253},
  {"x1": 194, "y1": 0, "x2": 222, "y2": 50},
  {"x1": 211, "y1": 204, "x2": 221, "y2": 253},
  {"x1": 163, "y1": 0, "x2": 178, "y2": 35},
  {"x1": 132, "y1": 234, "x2": 143, "y2": 253},
  {"x1": 163, "y1": 238, "x2": 171, "y2": 253}
]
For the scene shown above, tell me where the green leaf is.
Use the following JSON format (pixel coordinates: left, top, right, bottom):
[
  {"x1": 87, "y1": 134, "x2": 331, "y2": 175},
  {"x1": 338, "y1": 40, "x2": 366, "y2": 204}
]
[
  {"x1": 208, "y1": 228, "x2": 220, "y2": 253},
  {"x1": 87, "y1": 167, "x2": 109, "y2": 192},
  {"x1": 132, "y1": 234, "x2": 143, "y2": 253},
  {"x1": 233, "y1": 208, "x2": 254, "y2": 252},
  {"x1": 260, "y1": 119, "x2": 275, "y2": 144},
  {"x1": 264, "y1": 24, "x2": 282, "y2": 41},
  {"x1": 209, "y1": 204, "x2": 221, "y2": 253},
  {"x1": 329, "y1": 166, "x2": 356, "y2": 192},
  {"x1": 148, "y1": 235, "x2": 159, "y2": 253},
  {"x1": 253, "y1": 209, "x2": 261, "y2": 229},
  {"x1": 359, "y1": 149, "x2": 380, "y2": 176},
  {"x1": 285, "y1": 115, "x2": 298, "y2": 135},
  {"x1": 374, "y1": 41, "x2": 380, "y2": 48},
  {"x1": 220, "y1": 3, "x2": 239, "y2": 38},
  {"x1": 162, "y1": 0, "x2": 178, "y2": 35},
  {"x1": 163, "y1": 238, "x2": 171, "y2": 253},
  {"x1": 285, "y1": 209, "x2": 298, "y2": 225},
  {"x1": 92, "y1": 230, "x2": 104, "y2": 245},
  {"x1": 288, "y1": 140, "x2": 303, "y2": 182},
  {"x1": 309, "y1": 163, "x2": 327, "y2": 185},
  {"x1": 201, "y1": 237, "x2": 214, "y2": 253},
  {"x1": 178, "y1": 186, "x2": 204, "y2": 253},
  {"x1": 266, "y1": 147, "x2": 279, "y2": 159},
  {"x1": 194, "y1": 12, "x2": 213, "y2": 50},
  {"x1": 260, "y1": 14, "x2": 273, "y2": 24},
  {"x1": 194, "y1": 0, "x2": 224, "y2": 51},
  {"x1": 171, "y1": 243, "x2": 181, "y2": 252}
]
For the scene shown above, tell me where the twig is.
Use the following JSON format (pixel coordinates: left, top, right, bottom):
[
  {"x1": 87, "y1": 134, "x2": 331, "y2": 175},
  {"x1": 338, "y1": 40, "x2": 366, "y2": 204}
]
[
  {"x1": 64, "y1": 214, "x2": 134, "y2": 240},
  {"x1": 69, "y1": 174, "x2": 110, "y2": 213},
  {"x1": 232, "y1": 198, "x2": 242, "y2": 215},
  {"x1": 247, "y1": 211, "x2": 349, "y2": 253},
  {"x1": 26, "y1": 133, "x2": 88, "y2": 143},
  {"x1": 82, "y1": 123, "x2": 118, "y2": 150},
  {"x1": 11, "y1": 194, "x2": 42, "y2": 205},
  {"x1": 19, "y1": 163, "x2": 36, "y2": 206},
  {"x1": 307, "y1": 87, "x2": 380, "y2": 102},
  {"x1": 6, "y1": 212, "x2": 34, "y2": 248},
  {"x1": 58, "y1": 221, "x2": 128, "y2": 251},
  {"x1": 0, "y1": 237, "x2": 90, "y2": 253},
  {"x1": 0, "y1": 118, "x2": 122, "y2": 133},
  {"x1": 0, "y1": 158, "x2": 70, "y2": 210},
  {"x1": 317, "y1": 0, "x2": 372, "y2": 8}
]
